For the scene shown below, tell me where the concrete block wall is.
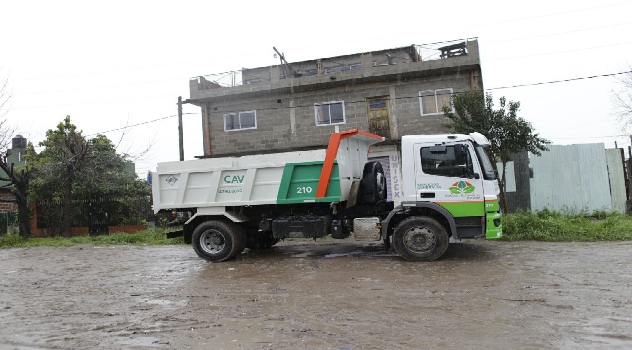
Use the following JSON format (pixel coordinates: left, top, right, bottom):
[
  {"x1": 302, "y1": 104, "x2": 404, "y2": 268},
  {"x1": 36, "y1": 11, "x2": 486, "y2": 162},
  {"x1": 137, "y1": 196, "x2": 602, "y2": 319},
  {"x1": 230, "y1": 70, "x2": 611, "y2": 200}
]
[
  {"x1": 203, "y1": 69, "x2": 481, "y2": 157},
  {"x1": 207, "y1": 98, "x2": 293, "y2": 155},
  {"x1": 394, "y1": 73, "x2": 479, "y2": 136}
]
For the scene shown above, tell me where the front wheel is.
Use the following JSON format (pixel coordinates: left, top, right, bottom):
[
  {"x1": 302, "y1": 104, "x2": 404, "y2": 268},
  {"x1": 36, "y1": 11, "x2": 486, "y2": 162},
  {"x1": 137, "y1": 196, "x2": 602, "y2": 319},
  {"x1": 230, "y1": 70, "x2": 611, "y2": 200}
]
[
  {"x1": 192, "y1": 221, "x2": 244, "y2": 262},
  {"x1": 392, "y1": 217, "x2": 449, "y2": 261}
]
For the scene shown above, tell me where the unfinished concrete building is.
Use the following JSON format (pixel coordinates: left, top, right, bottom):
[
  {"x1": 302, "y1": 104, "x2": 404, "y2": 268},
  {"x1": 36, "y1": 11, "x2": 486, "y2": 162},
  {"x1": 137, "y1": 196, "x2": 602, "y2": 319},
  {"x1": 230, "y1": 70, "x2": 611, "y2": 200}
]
[{"x1": 187, "y1": 38, "x2": 484, "y2": 203}]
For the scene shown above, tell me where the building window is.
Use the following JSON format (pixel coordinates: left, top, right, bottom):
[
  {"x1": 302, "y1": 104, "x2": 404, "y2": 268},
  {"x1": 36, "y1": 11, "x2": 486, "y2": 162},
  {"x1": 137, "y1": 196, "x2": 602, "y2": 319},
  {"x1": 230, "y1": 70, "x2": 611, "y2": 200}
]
[
  {"x1": 224, "y1": 111, "x2": 257, "y2": 131},
  {"x1": 419, "y1": 88, "x2": 453, "y2": 115},
  {"x1": 315, "y1": 101, "x2": 345, "y2": 126}
]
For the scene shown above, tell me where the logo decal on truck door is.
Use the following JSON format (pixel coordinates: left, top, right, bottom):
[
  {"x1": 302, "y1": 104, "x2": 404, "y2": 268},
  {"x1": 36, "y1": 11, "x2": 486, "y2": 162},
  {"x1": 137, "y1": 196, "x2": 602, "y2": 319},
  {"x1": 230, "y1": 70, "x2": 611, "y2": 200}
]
[{"x1": 449, "y1": 181, "x2": 475, "y2": 195}]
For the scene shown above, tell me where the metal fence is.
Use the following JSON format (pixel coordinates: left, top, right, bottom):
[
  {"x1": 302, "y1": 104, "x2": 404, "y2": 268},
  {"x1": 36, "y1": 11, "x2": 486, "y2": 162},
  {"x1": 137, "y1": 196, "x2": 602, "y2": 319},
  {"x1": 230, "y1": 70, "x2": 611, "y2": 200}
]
[
  {"x1": 0, "y1": 212, "x2": 17, "y2": 235},
  {"x1": 529, "y1": 145, "x2": 626, "y2": 214},
  {"x1": 35, "y1": 197, "x2": 173, "y2": 235}
]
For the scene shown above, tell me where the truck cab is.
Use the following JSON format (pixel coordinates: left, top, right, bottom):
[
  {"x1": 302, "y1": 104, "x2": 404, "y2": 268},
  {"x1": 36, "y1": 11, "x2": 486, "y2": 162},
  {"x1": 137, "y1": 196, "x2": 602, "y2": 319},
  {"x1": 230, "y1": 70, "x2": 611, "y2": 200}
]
[{"x1": 400, "y1": 133, "x2": 502, "y2": 240}]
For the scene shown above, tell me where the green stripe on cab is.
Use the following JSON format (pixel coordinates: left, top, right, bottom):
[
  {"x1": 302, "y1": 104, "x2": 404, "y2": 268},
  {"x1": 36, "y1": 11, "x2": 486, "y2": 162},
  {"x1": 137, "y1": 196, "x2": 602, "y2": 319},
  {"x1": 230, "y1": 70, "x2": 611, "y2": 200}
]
[{"x1": 438, "y1": 201, "x2": 485, "y2": 217}]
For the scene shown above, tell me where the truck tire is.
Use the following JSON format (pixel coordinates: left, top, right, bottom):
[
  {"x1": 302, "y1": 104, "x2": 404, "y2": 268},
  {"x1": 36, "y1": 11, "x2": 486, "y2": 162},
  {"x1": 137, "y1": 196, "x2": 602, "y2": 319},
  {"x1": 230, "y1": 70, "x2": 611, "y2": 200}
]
[
  {"x1": 360, "y1": 161, "x2": 387, "y2": 204},
  {"x1": 192, "y1": 221, "x2": 243, "y2": 262},
  {"x1": 232, "y1": 225, "x2": 247, "y2": 257},
  {"x1": 392, "y1": 217, "x2": 449, "y2": 261}
]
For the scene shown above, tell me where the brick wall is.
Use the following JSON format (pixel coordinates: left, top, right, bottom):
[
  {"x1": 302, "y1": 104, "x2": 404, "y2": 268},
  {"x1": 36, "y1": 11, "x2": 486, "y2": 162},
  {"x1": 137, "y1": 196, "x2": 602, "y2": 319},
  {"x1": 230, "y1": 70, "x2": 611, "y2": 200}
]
[{"x1": 0, "y1": 189, "x2": 16, "y2": 213}]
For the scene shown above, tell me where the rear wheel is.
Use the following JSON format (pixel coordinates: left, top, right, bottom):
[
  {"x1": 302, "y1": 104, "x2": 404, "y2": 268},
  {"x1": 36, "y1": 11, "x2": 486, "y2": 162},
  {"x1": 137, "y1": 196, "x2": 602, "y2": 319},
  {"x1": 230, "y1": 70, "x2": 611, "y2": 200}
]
[
  {"x1": 392, "y1": 217, "x2": 449, "y2": 261},
  {"x1": 192, "y1": 221, "x2": 243, "y2": 262}
]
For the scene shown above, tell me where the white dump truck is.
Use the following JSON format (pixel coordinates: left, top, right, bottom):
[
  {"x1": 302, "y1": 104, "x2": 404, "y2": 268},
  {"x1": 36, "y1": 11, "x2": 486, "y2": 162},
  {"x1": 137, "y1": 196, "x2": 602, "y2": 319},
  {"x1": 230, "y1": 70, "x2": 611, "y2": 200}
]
[{"x1": 152, "y1": 129, "x2": 502, "y2": 262}]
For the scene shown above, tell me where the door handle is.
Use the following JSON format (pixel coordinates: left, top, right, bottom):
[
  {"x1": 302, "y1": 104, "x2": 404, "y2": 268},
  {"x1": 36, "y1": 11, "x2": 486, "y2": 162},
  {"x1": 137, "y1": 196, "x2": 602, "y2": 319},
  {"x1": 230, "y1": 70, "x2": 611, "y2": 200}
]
[{"x1": 419, "y1": 192, "x2": 435, "y2": 198}]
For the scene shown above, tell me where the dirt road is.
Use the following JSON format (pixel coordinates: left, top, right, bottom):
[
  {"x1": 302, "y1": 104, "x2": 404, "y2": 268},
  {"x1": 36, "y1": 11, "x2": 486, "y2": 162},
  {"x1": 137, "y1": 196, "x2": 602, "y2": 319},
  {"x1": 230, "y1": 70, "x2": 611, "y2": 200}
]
[{"x1": 0, "y1": 239, "x2": 631, "y2": 349}]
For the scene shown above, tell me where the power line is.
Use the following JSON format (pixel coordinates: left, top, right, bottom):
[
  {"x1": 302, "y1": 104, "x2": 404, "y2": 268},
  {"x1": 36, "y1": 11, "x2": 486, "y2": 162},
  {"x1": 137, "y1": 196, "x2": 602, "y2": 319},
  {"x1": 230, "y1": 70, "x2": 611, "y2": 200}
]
[
  {"x1": 11, "y1": 2, "x2": 631, "y2": 85},
  {"x1": 448, "y1": 0, "x2": 632, "y2": 31},
  {"x1": 550, "y1": 134, "x2": 629, "y2": 140},
  {"x1": 486, "y1": 40, "x2": 632, "y2": 62},
  {"x1": 29, "y1": 68, "x2": 632, "y2": 137},
  {"x1": 11, "y1": 94, "x2": 175, "y2": 110},
  {"x1": 14, "y1": 65, "x2": 632, "y2": 110},
  {"x1": 11, "y1": 36, "x2": 632, "y2": 103},
  {"x1": 487, "y1": 70, "x2": 632, "y2": 90},
  {"x1": 85, "y1": 113, "x2": 196, "y2": 137},
  {"x1": 12, "y1": 55, "x2": 259, "y2": 82},
  {"x1": 14, "y1": 76, "x2": 187, "y2": 96},
  {"x1": 487, "y1": 20, "x2": 632, "y2": 45},
  {"x1": 185, "y1": 69, "x2": 632, "y2": 113}
]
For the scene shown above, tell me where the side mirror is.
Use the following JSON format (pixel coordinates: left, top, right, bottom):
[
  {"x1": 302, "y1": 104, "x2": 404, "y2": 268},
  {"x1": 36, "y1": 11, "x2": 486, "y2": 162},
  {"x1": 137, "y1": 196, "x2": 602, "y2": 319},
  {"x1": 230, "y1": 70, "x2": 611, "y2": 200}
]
[{"x1": 454, "y1": 144, "x2": 467, "y2": 165}]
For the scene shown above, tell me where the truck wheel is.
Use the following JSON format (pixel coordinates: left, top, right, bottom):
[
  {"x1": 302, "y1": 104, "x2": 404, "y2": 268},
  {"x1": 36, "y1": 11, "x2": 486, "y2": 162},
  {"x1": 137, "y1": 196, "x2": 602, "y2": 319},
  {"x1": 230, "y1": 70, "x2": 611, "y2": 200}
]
[
  {"x1": 232, "y1": 225, "x2": 247, "y2": 257},
  {"x1": 192, "y1": 221, "x2": 242, "y2": 262},
  {"x1": 392, "y1": 217, "x2": 448, "y2": 261}
]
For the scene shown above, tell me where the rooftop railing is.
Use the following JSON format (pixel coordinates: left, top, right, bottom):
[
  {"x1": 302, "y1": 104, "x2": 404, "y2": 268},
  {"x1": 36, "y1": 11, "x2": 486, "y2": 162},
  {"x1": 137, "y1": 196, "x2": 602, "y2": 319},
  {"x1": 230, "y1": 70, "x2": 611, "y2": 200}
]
[{"x1": 191, "y1": 38, "x2": 475, "y2": 90}]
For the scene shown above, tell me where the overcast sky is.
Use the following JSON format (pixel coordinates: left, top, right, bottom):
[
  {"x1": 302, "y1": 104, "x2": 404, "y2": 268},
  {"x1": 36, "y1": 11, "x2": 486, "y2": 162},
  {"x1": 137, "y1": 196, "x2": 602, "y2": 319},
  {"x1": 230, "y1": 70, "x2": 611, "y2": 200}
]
[{"x1": 2, "y1": 0, "x2": 632, "y2": 177}]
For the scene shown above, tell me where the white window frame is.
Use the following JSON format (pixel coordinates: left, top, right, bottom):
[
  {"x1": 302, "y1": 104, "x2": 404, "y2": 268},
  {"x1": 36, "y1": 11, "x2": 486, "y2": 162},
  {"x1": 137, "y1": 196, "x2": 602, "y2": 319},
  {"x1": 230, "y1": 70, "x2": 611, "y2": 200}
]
[
  {"x1": 223, "y1": 110, "x2": 257, "y2": 131},
  {"x1": 419, "y1": 88, "x2": 454, "y2": 116},
  {"x1": 314, "y1": 101, "x2": 346, "y2": 126}
]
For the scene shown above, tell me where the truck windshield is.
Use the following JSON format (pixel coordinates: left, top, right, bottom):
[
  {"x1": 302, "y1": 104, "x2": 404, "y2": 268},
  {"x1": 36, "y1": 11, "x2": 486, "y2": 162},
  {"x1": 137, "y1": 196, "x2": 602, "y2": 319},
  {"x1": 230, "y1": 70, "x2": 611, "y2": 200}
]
[{"x1": 474, "y1": 145, "x2": 496, "y2": 180}]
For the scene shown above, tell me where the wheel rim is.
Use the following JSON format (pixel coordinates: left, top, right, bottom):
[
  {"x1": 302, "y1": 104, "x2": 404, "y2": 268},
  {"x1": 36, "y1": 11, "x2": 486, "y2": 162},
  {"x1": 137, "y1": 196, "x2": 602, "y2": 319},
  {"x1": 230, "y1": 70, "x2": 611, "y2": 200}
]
[
  {"x1": 402, "y1": 226, "x2": 437, "y2": 253},
  {"x1": 199, "y1": 230, "x2": 226, "y2": 255}
]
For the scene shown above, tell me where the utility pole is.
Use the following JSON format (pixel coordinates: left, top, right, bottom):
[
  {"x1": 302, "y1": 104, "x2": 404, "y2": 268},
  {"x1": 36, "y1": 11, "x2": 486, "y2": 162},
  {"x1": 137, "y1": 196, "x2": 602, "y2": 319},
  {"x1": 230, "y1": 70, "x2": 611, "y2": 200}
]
[{"x1": 178, "y1": 96, "x2": 184, "y2": 161}]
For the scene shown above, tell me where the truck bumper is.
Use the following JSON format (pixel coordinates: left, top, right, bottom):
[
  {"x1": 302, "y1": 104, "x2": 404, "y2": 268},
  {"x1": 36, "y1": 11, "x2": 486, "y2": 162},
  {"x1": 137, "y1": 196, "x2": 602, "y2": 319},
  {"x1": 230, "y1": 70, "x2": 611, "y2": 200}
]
[{"x1": 486, "y1": 211, "x2": 502, "y2": 239}]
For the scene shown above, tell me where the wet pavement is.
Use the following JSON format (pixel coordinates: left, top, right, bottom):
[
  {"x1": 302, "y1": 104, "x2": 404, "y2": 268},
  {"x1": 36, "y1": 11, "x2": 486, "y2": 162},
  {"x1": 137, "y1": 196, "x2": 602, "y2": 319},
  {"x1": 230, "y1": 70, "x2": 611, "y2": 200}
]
[{"x1": 0, "y1": 239, "x2": 631, "y2": 349}]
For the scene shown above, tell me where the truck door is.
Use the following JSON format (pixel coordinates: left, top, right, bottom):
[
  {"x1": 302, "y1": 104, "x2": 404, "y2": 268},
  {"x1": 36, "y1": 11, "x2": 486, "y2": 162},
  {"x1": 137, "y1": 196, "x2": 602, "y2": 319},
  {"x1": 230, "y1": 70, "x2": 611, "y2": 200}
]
[{"x1": 414, "y1": 142, "x2": 485, "y2": 219}]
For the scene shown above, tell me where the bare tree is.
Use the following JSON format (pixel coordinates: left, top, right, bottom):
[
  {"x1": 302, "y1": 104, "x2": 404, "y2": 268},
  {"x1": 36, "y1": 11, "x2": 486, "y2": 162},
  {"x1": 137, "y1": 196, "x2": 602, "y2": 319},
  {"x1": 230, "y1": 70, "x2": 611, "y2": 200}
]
[
  {"x1": 0, "y1": 151, "x2": 35, "y2": 238},
  {"x1": 0, "y1": 70, "x2": 10, "y2": 119},
  {"x1": 0, "y1": 71, "x2": 35, "y2": 238},
  {"x1": 613, "y1": 68, "x2": 632, "y2": 130}
]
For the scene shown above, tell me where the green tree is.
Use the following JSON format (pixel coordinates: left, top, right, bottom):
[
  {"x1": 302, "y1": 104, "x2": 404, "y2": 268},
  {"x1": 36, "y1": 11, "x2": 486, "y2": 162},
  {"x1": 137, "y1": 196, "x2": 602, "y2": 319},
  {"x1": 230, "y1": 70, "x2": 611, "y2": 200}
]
[
  {"x1": 29, "y1": 116, "x2": 149, "y2": 236},
  {"x1": 29, "y1": 117, "x2": 90, "y2": 236},
  {"x1": 443, "y1": 90, "x2": 550, "y2": 212},
  {"x1": 72, "y1": 134, "x2": 145, "y2": 198}
]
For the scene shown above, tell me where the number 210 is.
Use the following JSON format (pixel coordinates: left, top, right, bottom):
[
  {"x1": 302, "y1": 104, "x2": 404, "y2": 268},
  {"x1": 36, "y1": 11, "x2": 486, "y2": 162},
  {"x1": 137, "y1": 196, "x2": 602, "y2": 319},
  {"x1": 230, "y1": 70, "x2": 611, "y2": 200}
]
[{"x1": 297, "y1": 187, "x2": 313, "y2": 194}]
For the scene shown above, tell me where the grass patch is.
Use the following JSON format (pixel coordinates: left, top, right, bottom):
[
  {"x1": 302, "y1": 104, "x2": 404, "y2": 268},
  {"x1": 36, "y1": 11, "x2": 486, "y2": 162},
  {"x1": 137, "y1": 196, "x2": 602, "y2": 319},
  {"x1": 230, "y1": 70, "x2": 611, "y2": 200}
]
[
  {"x1": 0, "y1": 228, "x2": 184, "y2": 249},
  {"x1": 502, "y1": 209, "x2": 632, "y2": 241}
]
